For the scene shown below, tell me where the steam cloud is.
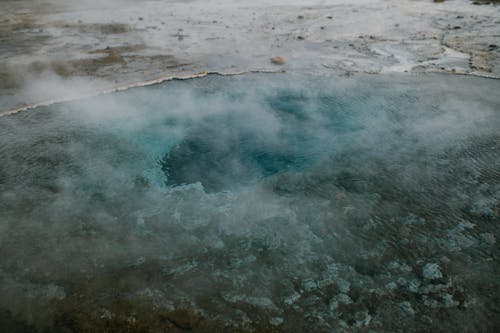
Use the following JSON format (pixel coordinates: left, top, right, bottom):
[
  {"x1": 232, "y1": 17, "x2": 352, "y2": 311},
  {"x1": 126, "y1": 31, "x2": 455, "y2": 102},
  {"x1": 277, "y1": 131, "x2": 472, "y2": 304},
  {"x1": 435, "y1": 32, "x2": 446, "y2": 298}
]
[{"x1": 0, "y1": 72, "x2": 499, "y2": 331}]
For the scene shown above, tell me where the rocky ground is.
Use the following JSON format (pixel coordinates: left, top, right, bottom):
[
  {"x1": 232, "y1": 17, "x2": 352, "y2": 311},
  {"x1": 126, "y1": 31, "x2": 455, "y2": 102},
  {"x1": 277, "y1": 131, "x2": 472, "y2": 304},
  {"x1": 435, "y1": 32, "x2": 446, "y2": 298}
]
[{"x1": 1, "y1": 0, "x2": 500, "y2": 114}]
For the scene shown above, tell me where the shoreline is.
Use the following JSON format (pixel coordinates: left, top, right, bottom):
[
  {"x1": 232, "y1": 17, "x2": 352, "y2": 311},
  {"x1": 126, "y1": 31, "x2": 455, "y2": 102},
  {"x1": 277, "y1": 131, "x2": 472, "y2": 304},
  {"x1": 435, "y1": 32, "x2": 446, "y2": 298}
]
[
  {"x1": 1, "y1": 67, "x2": 498, "y2": 118},
  {"x1": 0, "y1": 69, "x2": 281, "y2": 117}
]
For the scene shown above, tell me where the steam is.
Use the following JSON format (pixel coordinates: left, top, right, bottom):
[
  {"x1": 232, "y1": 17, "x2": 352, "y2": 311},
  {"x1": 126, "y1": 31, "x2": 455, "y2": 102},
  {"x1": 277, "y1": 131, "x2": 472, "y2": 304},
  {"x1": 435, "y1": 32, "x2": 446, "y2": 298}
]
[
  {"x1": 1, "y1": 0, "x2": 499, "y2": 330},
  {"x1": 0, "y1": 72, "x2": 499, "y2": 331}
]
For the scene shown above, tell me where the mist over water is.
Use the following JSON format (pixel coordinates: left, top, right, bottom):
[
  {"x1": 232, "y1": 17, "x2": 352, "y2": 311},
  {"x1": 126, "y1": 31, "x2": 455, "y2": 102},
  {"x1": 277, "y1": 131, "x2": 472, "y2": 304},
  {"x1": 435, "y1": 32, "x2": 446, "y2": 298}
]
[{"x1": 0, "y1": 73, "x2": 499, "y2": 332}]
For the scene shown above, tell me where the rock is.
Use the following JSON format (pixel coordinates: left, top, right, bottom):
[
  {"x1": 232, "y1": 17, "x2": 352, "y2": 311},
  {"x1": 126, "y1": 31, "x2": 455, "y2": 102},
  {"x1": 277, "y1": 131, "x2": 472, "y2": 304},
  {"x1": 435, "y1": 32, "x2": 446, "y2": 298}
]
[
  {"x1": 302, "y1": 278, "x2": 317, "y2": 292},
  {"x1": 354, "y1": 311, "x2": 372, "y2": 327},
  {"x1": 235, "y1": 310, "x2": 252, "y2": 324},
  {"x1": 398, "y1": 301, "x2": 415, "y2": 317},
  {"x1": 223, "y1": 294, "x2": 277, "y2": 309},
  {"x1": 354, "y1": 257, "x2": 382, "y2": 276},
  {"x1": 422, "y1": 263, "x2": 442, "y2": 280},
  {"x1": 403, "y1": 213, "x2": 425, "y2": 225},
  {"x1": 165, "y1": 308, "x2": 195, "y2": 330},
  {"x1": 385, "y1": 282, "x2": 398, "y2": 291},
  {"x1": 440, "y1": 256, "x2": 450, "y2": 263},
  {"x1": 284, "y1": 292, "x2": 301, "y2": 305},
  {"x1": 387, "y1": 261, "x2": 400, "y2": 270},
  {"x1": 100, "y1": 309, "x2": 114, "y2": 320},
  {"x1": 45, "y1": 284, "x2": 66, "y2": 301},
  {"x1": 329, "y1": 293, "x2": 353, "y2": 310},
  {"x1": 423, "y1": 296, "x2": 439, "y2": 308},
  {"x1": 421, "y1": 315, "x2": 433, "y2": 324},
  {"x1": 337, "y1": 279, "x2": 351, "y2": 293},
  {"x1": 420, "y1": 282, "x2": 450, "y2": 294},
  {"x1": 270, "y1": 56, "x2": 285, "y2": 65},
  {"x1": 399, "y1": 226, "x2": 411, "y2": 237},
  {"x1": 304, "y1": 295, "x2": 322, "y2": 307},
  {"x1": 442, "y1": 293, "x2": 459, "y2": 308},
  {"x1": 408, "y1": 279, "x2": 421, "y2": 293},
  {"x1": 269, "y1": 317, "x2": 284, "y2": 326},
  {"x1": 480, "y1": 232, "x2": 496, "y2": 245},
  {"x1": 317, "y1": 277, "x2": 334, "y2": 289},
  {"x1": 453, "y1": 233, "x2": 477, "y2": 249},
  {"x1": 400, "y1": 264, "x2": 412, "y2": 272}
]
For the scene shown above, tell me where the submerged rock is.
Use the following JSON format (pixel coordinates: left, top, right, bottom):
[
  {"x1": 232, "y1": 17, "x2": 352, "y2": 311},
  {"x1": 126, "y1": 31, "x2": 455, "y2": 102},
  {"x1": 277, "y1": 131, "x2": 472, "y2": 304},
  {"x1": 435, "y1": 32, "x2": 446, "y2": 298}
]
[
  {"x1": 480, "y1": 232, "x2": 496, "y2": 245},
  {"x1": 269, "y1": 317, "x2": 284, "y2": 326},
  {"x1": 398, "y1": 301, "x2": 415, "y2": 317},
  {"x1": 422, "y1": 263, "x2": 443, "y2": 280},
  {"x1": 329, "y1": 293, "x2": 353, "y2": 310},
  {"x1": 442, "y1": 293, "x2": 459, "y2": 308},
  {"x1": 165, "y1": 308, "x2": 195, "y2": 329},
  {"x1": 45, "y1": 284, "x2": 66, "y2": 301}
]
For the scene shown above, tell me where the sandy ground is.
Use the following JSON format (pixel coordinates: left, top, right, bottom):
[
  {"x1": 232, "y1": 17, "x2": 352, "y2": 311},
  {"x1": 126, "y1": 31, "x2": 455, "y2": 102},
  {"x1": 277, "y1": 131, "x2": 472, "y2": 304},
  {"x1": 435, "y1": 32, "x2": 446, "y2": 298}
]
[{"x1": 0, "y1": 0, "x2": 499, "y2": 114}]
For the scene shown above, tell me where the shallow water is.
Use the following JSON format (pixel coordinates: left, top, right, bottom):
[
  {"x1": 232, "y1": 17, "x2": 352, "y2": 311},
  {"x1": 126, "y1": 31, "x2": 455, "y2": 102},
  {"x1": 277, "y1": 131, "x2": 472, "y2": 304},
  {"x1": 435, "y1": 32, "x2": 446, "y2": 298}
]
[{"x1": 0, "y1": 73, "x2": 499, "y2": 332}]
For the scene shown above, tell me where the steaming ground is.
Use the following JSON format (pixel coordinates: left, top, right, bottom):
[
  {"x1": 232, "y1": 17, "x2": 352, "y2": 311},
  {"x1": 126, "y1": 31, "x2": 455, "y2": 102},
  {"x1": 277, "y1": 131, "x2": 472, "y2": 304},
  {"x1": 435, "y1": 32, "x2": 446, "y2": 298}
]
[
  {"x1": 1, "y1": 0, "x2": 500, "y2": 113},
  {"x1": 0, "y1": 73, "x2": 499, "y2": 332},
  {"x1": 1, "y1": 0, "x2": 499, "y2": 332}
]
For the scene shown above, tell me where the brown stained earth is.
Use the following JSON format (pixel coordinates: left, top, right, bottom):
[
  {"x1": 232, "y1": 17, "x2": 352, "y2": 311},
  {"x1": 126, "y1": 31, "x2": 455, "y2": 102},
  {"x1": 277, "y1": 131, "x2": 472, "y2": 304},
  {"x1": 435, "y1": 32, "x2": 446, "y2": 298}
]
[
  {"x1": 1, "y1": 260, "x2": 288, "y2": 333},
  {"x1": 27, "y1": 46, "x2": 186, "y2": 79}
]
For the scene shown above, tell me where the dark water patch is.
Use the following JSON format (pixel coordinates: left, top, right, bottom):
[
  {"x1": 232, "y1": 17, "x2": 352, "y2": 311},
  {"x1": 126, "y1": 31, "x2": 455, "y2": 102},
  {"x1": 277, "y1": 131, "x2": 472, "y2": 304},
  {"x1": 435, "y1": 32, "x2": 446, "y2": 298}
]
[
  {"x1": 0, "y1": 310, "x2": 37, "y2": 333},
  {"x1": 162, "y1": 104, "x2": 320, "y2": 192}
]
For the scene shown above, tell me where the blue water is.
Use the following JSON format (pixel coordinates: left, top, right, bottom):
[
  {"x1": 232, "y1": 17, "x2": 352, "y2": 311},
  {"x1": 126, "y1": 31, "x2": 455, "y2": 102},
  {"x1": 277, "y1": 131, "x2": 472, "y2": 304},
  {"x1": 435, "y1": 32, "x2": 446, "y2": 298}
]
[{"x1": 0, "y1": 73, "x2": 499, "y2": 332}]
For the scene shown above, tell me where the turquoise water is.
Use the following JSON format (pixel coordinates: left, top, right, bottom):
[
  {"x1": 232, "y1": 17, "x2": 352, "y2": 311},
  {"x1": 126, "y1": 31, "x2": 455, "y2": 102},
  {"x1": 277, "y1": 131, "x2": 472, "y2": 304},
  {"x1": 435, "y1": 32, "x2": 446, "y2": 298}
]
[{"x1": 0, "y1": 73, "x2": 499, "y2": 332}]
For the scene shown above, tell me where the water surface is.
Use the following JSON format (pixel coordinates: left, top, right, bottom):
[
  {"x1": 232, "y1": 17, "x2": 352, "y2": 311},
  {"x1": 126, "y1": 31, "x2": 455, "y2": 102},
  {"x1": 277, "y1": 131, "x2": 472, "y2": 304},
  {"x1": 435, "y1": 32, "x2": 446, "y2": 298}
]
[{"x1": 0, "y1": 73, "x2": 499, "y2": 332}]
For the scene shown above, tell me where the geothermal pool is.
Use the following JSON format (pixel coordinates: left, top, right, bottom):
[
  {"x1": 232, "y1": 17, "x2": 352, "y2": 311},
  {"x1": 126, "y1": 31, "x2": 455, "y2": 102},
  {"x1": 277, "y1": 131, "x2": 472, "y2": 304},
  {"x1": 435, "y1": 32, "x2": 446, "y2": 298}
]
[{"x1": 0, "y1": 73, "x2": 499, "y2": 332}]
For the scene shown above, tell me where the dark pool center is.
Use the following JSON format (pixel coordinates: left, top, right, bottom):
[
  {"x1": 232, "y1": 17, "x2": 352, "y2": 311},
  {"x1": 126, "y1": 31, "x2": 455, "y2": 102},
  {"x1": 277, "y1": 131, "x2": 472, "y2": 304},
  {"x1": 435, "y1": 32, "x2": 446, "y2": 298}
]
[
  {"x1": 0, "y1": 73, "x2": 499, "y2": 332},
  {"x1": 161, "y1": 77, "x2": 362, "y2": 192}
]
